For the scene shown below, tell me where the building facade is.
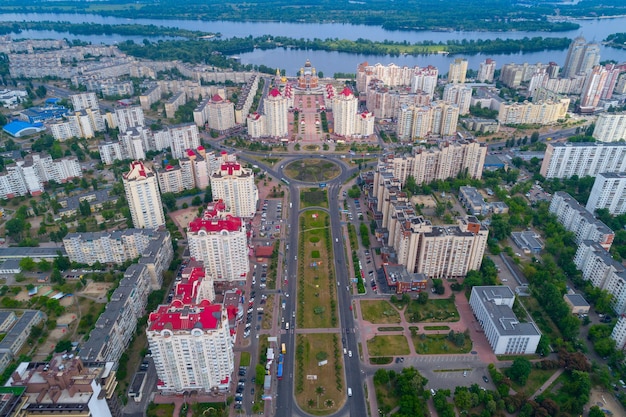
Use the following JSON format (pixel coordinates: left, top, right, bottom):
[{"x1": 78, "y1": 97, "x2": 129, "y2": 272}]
[
  {"x1": 469, "y1": 286, "x2": 541, "y2": 355},
  {"x1": 210, "y1": 161, "x2": 258, "y2": 218},
  {"x1": 187, "y1": 200, "x2": 249, "y2": 281},
  {"x1": 586, "y1": 172, "x2": 626, "y2": 215},
  {"x1": 549, "y1": 191, "x2": 614, "y2": 250},
  {"x1": 263, "y1": 88, "x2": 288, "y2": 138},
  {"x1": 593, "y1": 112, "x2": 626, "y2": 142},
  {"x1": 123, "y1": 161, "x2": 165, "y2": 229},
  {"x1": 540, "y1": 142, "x2": 626, "y2": 179}
]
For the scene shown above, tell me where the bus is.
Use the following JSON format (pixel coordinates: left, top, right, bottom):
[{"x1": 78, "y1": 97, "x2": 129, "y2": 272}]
[
  {"x1": 281, "y1": 343, "x2": 286, "y2": 354},
  {"x1": 277, "y1": 354, "x2": 284, "y2": 380},
  {"x1": 281, "y1": 178, "x2": 290, "y2": 185}
]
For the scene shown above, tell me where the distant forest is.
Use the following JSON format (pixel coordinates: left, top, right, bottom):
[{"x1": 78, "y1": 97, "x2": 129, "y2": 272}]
[{"x1": 5, "y1": 0, "x2": 626, "y2": 32}]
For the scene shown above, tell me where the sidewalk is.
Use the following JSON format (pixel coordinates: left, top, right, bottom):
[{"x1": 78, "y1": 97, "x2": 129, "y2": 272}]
[{"x1": 529, "y1": 368, "x2": 564, "y2": 400}]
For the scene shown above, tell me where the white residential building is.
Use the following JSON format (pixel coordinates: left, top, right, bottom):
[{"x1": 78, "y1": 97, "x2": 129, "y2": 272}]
[
  {"x1": 263, "y1": 88, "x2": 288, "y2": 138},
  {"x1": 443, "y1": 84, "x2": 472, "y2": 115},
  {"x1": 168, "y1": 123, "x2": 201, "y2": 159},
  {"x1": 477, "y1": 59, "x2": 496, "y2": 83},
  {"x1": 333, "y1": 87, "x2": 358, "y2": 137},
  {"x1": 123, "y1": 161, "x2": 165, "y2": 229},
  {"x1": 147, "y1": 266, "x2": 233, "y2": 394},
  {"x1": 98, "y1": 141, "x2": 124, "y2": 165},
  {"x1": 540, "y1": 142, "x2": 626, "y2": 179},
  {"x1": 611, "y1": 316, "x2": 626, "y2": 350},
  {"x1": 549, "y1": 191, "x2": 614, "y2": 250},
  {"x1": 187, "y1": 200, "x2": 249, "y2": 281},
  {"x1": 574, "y1": 240, "x2": 626, "y2": 314},
  {"x1": 115, "y1": 106, "x2": 145, "y2": 132},
  {"x1": 206, "y1": 94, "x2": 236, "y2": 132},
  {"x1": 246, "y1": 112, "x2": 265, "y2": 138},
  {"x1": 63, "y1": 229, "x2": 172, "y2": 270},
  {"x1": 70, "y1": 92, "x2": 100, "y2": 111},
  {"x1": 119, "y1": 127, "x2": 148, "y2": 161},
  {"x1": 593, "y1": 112, "x2": 626, "y2": 142},
  {"x1": 210, "y1": 161, "x2": 258, "y2": 218},
  {"x1": 586, "y1": 172, "x2": 626, "y2": 215},
  {"x1": 469, "y1": 286, "x2": 541, "y2": 355}
]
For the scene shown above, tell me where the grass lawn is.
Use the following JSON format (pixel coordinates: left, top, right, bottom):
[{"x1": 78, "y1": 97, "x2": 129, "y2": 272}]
[
  {"x1": 367, "y1": 335, "x2": 410, "y2": 357},
  {"x1": 301, "y1": 188, "x2": 329, "y2": 208},
  {"x1": 261, "y1": 295, "x2": 274, "y2": 330},
  {"x1": 285, "y1": 159, "x2": 340, "y2": 183},
  {"x1": 190, "y1": 402, "x2": 227, "y2": 417},
  {"x1": 240, "y1": 351, "x2": 251, "y2": 367},
  {"x1": 424, "y1": 325, "x2": 450, "y2": 331},
  {"x1": 295, "y1": 333, "x2": 345, "y2": 416},
  {"x1": 360, "y1": 300, "x2": 401, "y2": 324},
  {"x1": 509, "y1": 368, "x2": 557, "y2": 396},
  {"x1": 297, "y1": 211, "x2": 337, "y2": 328},
  {"x1": 412, "y1": 333, "x2": 472, "y2": 354},
  {"x1": 405, "y1": 297, "x2": 460, "y2": 323},
  {"x1": 146, "y1": 403, "x2": 175, "y2": 417}
]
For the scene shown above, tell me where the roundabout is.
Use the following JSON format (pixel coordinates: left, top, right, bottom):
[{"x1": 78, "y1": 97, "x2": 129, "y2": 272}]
[{"x1": 283, "y1": 158, "x2": 342, "y2": 183}]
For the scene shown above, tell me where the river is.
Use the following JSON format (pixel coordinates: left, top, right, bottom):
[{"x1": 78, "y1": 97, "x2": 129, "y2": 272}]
[{"x1": 2, "y1": 12, "x2": 626, "y2": 75}]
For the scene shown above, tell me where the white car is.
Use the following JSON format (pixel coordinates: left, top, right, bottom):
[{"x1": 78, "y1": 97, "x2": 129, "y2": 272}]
[{"x1": 348, "y1": 350, "x2": 353, "y2": 358}]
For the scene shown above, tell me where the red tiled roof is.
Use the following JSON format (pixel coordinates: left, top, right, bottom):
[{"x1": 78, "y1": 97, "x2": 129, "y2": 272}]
[
  {"x1": 255, "y1": 246, "x2": 274, "y2": 257},
  {"x1": 269, "y1": 88, "x2": 281, "y2": 97},
  {"x1": 187, "y1": 149, "x2": 195, "y2": 157},
  {"x1": 212, "y1": 94, "x2": 223, "y2": 102},
  {"x1": 339, "y1": 87, "x2": 352, "y2": 97},
  {"x1": 220, "y1": 162, "x2": 241, "y2": 175},
  {"x1": 188, "y1": 215, "x2": 242, "y2": 233},
  {"x1": 148, "y1": 303, "x2": 221, "y2": 331},
  {"x1": 197, "y1": 145, "x2": 205, "y2": 151},
  {"x1": 165, "y1": 164, "x2": 174, "y2": 170}
]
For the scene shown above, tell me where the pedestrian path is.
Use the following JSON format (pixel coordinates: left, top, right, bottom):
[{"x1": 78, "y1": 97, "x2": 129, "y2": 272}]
[{"x1": 530, "y1": 368, "x2": 564, "y2": 400}]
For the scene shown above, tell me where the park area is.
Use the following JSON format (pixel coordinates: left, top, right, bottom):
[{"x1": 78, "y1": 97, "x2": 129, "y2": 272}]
[
  {"x1": 296, "y1": 210, "x2": 337, "y2": 329},
  {"x1": 284, "y1": 159, "x2": 341, "y2": 183},
  {"x1": 300, "y1": 187, "x2": 328, "y2": 208},
  {"x1": 412, "y1": 332, "x2": 472, "y2": 354},
  {"x1": 367, "y1": 335, "x2": 410, "y2": 357},
  {"x1": 295, "y1": 333, "x2": 345, "y2": 416},
  {"x1": 360, "y1": 300, "x2": 401, "y2": 324},
  {"x1": 405, "y1": 297, "x2": 460, "y2": 323}
]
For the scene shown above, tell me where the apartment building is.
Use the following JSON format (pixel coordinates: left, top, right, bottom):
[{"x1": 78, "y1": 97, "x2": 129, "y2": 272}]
[
  {"x1": 586, "y1": 172, "x2": 626, "y2": 215},
  {"x1": 611, "y1": 316, "x2": 626, "y2": 350},
  {"x1": 0, "y1": 311, "x2": 45, "y2": 368},
  {"x1": 443, "y1": 84, "x2": 472, "y2": 115},
  {"x1": 164, "y1": 91, "x2": 186, "y2": 119},
  {"x1": 210, "y1": 161, "x2": 258, "y2": 218},
  {"x1": 549, "y1": 191, "x2": 614, "y2": 250},
  {"x1": 356, "y1": 62, "x2": 439, "y2": 91},
  {"x1": 147, "y1": 269, "x2": 234, "y2": 394},
  {"x1": 497, "y1": 99, "x2": 569, "y2": 125},
  {"x1": 364, "y1": 83, "x2": 432, "y2": 119},
  {"x1": 6, "y1": 354, "x2": 120, "y2": 417},
  {"x1": 469, "y1": 286, "x2": 541, "y2": 355},
  {"x1": 593, "y1": 112, "x2": 626, "y2": 142},
  {"x1": 206, "y1": 94, "x2": 236, "y2": 132},
  {"x1": 263, "y1": 88, "x2": 289, "y2": 138},
  {"x1": 70, "y1": 92, "x2": 100, "y2": 111},
  {"x1": 235, "y1": 74, "x2": 259, "y2": 124},
  {"x1": 374, "y1": 140, "x2": 486, "y2": 186},
  {"x1": 187, "y1": 200, "x2": 249, "y2": 281},
  {"x1": 562, "y1": 36, "x2": 600, "y2": 78},
  {"x1": 395, "y1": 101, "x2": 460, "y2": 140},
  {"x1": 63, "y1": 229, "x2": 171, "y2": 268},
  {"x1": 115, "y1": 106, "x2": 145, "y2": 132},
  {"x1": 574, "y1": 240, "x2": 626, "y2": 314},
  {"x1": 477, "y1": 59, "x2": 496, "y2": 83},
  {"x1": 123, "y1": 161, "x2": 165, "y2": 229},
  {"x1": 580, "y1": 65, "x2": 609, "y2": 109},
  {"x1": 540, "y1": 142, "x2": 626, "y2": 179},
  {"x1": 98, "y1": 141, "x2": 124, "y2": 165},
  {"x1": 333, "y1": 87, "x2": 358, "y2": 136},
  {"x1": 448, "y1": 58, "x2": 468, "y2": 83}
]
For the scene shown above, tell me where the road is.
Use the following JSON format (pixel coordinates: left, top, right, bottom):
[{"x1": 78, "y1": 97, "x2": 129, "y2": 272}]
[{"x1": 235, "y1": 152, "x2": 366, "y2": 417}]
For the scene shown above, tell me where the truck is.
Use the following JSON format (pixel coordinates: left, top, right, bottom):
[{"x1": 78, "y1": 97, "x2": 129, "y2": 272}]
[{"x1": 277, "y1": 354, "x2": 284, "y2": 380}]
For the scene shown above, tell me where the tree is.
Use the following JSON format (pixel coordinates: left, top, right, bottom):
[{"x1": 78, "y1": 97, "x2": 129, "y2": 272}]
[
  {"x1": 417, "y1": 291, "x2": 429, "y2": 305},
  {"x1": 453, "y1": 388, "x2": 472, "y2": 413},
  {"x1": 5, "y1": 217, "x2": 26, "y2": 241},
  {"x1": 589, "y1": 406, "x2": 606, "y2": 417},
  {"x1": 19, "y1": 257, "x2": 36, "y2": 271},
  {"x1": 191, "y1": 196, "x2": 202, "y2": 206},
  {"x1": 38, "y1": 259, "x2": 51, "y2": 272},
  {"x1": 54, "y1": 339, "x2": 73, "y2": 353},
  {"x1": 161, "y1": 193, "x2": 177, "y2": 211},
  {"x1": 507, "y1": 357, "x2": 532, "y2": 386}
]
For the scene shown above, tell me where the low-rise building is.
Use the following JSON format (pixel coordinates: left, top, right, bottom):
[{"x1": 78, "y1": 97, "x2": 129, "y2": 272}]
[
  {"x1": 511, "y1": 231, "x2": 544, "y2": 255},
  {"x1": 382, "y1": 264, "x2": 427, "y2": 294},
  {"x1": 459, "y1": 186, "x2": 487, "y2": 216},
  {"x1": 564, "y1": 294, "x2": 590, "y2": 315},
  {"x1": 469, "y1": 286, "x2": 541, "y2": 355}
]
